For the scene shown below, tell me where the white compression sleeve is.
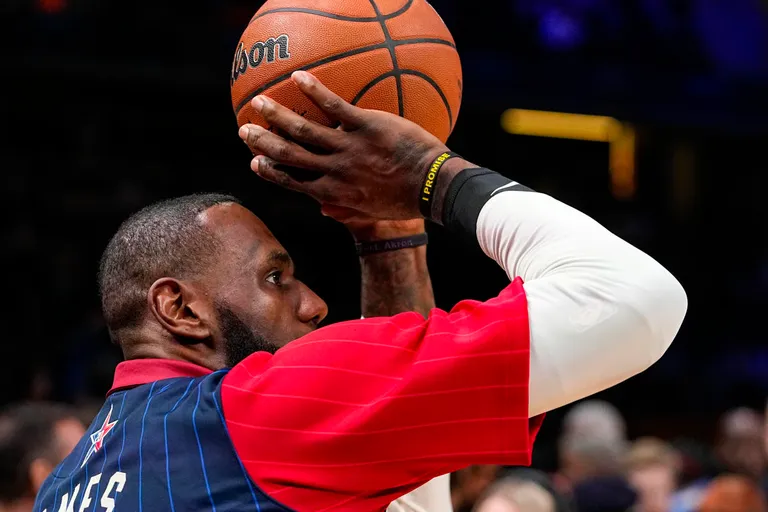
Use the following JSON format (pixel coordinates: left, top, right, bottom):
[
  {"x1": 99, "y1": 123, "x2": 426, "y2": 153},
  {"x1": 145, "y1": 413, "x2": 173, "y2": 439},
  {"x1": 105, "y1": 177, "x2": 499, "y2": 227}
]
[{"x1": 475, "y1": 191, "x2": 687, "y2": 417}]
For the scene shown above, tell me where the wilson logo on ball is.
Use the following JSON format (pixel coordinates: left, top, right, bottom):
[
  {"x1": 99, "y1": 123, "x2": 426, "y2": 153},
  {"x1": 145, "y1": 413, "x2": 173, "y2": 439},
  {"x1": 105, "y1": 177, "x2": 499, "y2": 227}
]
[{"x1": 231, "y1": 34, "x2": 291, "y2": 84}]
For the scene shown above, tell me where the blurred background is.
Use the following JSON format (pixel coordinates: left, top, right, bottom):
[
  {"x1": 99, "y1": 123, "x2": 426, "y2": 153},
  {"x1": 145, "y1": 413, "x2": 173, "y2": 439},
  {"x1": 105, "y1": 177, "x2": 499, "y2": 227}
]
[{"x1": 0, "y1": 0, "x2": 767, "y2": 511}]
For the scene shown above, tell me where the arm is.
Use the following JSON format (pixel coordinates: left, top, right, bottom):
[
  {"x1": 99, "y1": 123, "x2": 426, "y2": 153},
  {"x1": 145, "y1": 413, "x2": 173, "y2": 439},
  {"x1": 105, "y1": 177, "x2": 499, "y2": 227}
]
[
  {"x1": 346, "y1": 220, "x2": 451, "y2": 512},
  {"x1": 350, "y1": 219, "x2": 435, "y2": 318},
  {"x1": 229, "y1": 73, "x2": 687, "y2": 510},
  {"x1": 436, "y1": 164, "x2": 688, "y2": 416},
  {"x1": 221, "y1": 168, "x2": 686, "y2": 509}
]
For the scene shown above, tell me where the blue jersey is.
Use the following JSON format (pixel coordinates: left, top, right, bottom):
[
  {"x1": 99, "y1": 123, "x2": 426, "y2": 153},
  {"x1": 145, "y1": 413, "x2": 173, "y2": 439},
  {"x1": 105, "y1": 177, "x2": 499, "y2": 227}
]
[{"x1": 34, "y1": 370, "x2": 289, "y2": 512}]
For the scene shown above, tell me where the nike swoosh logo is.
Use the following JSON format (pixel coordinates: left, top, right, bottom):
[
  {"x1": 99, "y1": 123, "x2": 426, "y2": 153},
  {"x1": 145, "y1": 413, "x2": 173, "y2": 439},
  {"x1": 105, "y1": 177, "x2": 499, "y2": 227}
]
[{"x1": 491, "y1": 182, "x2": 520, "y2": 195}]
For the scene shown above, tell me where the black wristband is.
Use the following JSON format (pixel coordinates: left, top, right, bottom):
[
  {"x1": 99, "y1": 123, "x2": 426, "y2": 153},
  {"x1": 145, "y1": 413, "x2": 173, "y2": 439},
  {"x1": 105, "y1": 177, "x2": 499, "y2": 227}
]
[
  {"x1": 419, "y1": 151, "x2": 461, "y2": 218},
  {"x1": 443, "y1": 168, "x2": 533, "y2": 246},
  {"x1": 356, "y1": 233, "x2": 428, "y2": 256}
]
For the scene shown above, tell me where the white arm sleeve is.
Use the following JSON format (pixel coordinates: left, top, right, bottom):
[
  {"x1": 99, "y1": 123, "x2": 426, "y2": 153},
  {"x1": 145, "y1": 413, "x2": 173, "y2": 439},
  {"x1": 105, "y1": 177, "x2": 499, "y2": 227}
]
[{"x1": 476, "y1": 191, "x2": 687, "y2": 417}]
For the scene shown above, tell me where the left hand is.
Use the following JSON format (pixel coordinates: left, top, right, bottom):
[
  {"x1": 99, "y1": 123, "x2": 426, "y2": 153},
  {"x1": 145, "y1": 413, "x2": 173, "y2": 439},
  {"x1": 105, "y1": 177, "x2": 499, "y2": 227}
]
[{"x1": 321, "y1": 204, "x2": 425, "y2": 243}]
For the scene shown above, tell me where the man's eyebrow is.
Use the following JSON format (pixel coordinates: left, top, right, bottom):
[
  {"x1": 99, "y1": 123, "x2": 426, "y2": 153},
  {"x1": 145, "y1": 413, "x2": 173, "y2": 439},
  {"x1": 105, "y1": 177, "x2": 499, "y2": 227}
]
[{"x1": 266, "y1": 250, "x2": 293, "y2": 266}]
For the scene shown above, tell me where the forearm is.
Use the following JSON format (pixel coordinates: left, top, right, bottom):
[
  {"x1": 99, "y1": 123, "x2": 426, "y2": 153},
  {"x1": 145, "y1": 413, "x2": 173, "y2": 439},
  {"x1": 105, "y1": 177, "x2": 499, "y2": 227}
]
[
  {"x1": 433, "y1": 163, "x2": 688, "y2": 416},
  {"x1": 359, "y1": 245, "x2": 435, "y2": 318},
  {"x1": 351, "y1": 220, "x2": 435, "y2": 318}
]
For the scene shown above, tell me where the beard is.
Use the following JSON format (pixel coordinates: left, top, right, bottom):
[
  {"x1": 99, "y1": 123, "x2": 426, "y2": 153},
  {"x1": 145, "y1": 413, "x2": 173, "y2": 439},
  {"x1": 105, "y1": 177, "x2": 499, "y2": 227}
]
[{"x1": 215, "y1": 304, "x2": 282, "y2": 367}]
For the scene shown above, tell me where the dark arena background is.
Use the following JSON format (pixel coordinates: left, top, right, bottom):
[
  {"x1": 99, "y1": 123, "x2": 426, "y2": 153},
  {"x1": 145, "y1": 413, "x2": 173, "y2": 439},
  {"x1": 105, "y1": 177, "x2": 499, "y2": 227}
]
[{"x1": 1, "y1": 0, "x2": 767, "y2": 510}]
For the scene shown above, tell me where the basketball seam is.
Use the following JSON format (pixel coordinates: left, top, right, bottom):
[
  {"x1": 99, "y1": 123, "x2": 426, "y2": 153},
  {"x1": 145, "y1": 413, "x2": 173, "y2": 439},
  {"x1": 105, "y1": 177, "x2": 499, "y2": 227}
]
[
  {"x1": 350, "y1": 71, "x2": 397, "y2": 106},
  {"x1": 367, "y1": 0, "x2": 404, "y2": 117},
  {"x1": 351, "y1": 69, "x2": 454, "y2": 132},
  {"x1": 233, "y1": 38, "x2": 456, "y2": 115},
  {"x1": 250, "y1": 0, "x2": 413, "y2": 25},
  {"x1": 400, "y1": 69, "x2": 454, "y2": 129}
]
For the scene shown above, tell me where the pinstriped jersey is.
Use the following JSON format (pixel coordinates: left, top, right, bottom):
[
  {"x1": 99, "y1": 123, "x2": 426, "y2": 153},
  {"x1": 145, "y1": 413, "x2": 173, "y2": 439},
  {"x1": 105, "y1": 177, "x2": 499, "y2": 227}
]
[
  {"x1": 34, "y1": 371, "x2": 290, "y2": 512},
  {"x1": 34, "y1": 279, "x2": 543, "y2": 512}
]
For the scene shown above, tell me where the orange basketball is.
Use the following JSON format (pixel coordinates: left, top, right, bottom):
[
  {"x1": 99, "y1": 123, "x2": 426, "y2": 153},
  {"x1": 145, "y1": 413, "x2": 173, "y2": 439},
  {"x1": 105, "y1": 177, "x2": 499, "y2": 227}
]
[{"x1": 230, "y1": 0, "x2": 462, "y2": 143}]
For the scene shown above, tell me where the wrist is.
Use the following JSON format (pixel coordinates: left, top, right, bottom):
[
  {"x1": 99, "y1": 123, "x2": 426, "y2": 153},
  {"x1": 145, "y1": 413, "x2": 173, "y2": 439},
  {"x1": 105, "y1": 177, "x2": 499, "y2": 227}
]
[
  {"x1": 348, "y1": 219, "x2": 425, "y2": 242},
  {"x1": 356, "y1": 232, "x2": 428, "y2": 256},
  {"x1": 429, "y1": 157, "x2": 475, "y2": 224},
  {"x1": 441, "y1": 167, "x2": 533, "y2": 246}
]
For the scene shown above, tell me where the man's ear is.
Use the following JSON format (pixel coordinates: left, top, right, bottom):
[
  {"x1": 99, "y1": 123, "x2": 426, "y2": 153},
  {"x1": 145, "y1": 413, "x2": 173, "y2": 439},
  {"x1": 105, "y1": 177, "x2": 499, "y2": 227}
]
[{"x1": 148, "y1": 278, "x2": 212, "y2": 341}]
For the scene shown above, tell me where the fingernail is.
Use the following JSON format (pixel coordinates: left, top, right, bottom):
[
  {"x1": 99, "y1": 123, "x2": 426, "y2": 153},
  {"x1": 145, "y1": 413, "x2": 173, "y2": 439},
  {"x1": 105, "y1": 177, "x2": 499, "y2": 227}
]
[
  {"x1": 238, "y1": 125, "x2": 250, "y2": 141},
  {"x1": 252, "y1": 96, "x2": 265, "y2": 111},
  {"x1": 251, "y1": 156, "x2": 261, "y2": 173},
  {"x1": 293, "y1": 71, "x2": 310, "y2": 86}
]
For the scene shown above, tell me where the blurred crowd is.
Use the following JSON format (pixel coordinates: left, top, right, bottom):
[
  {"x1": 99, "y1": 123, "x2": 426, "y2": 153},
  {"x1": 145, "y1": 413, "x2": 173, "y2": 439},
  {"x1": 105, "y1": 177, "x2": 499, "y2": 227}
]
[
  {"x1": 3, "y1": 398, "x2": 767, "y2": 512},
  {"x1": 450, "y1": 401, "x2": 768, "y2": 512}
]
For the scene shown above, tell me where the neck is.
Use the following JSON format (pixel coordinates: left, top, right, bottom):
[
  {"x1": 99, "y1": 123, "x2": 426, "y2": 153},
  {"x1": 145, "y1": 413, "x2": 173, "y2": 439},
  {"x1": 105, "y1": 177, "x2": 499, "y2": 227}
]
[
  {"x1": 0, "y1": 498, "x2": 35, "y2": 512},
  {"x1": 117, "y1": 326, "x2": 224, "y2": 371}
]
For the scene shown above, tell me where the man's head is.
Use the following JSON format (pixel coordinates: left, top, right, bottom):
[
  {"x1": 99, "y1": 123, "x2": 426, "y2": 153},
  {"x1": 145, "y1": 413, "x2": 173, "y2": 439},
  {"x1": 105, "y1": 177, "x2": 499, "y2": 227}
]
[
  {"x1": 561, "y1": 400, "x2": 627, "y2": 444},
  {"x1": 0, "y1": 402, "x2": 85, "y2": 507},
  {"x1": 559, "y1": 400, "x2": 628, "y2": 483},
  {"x1": 98, "y1": 194, "x2": 327, "y2": 368},
  {"x1": 624, "y1": 437, "x2": 680, "y2": 512},
  {"x1": 473, "y1": 478, "x2": 556, "y2": 512},
  {"x1": 715, "y1": 407, "x2": 765, "y2": 479}
]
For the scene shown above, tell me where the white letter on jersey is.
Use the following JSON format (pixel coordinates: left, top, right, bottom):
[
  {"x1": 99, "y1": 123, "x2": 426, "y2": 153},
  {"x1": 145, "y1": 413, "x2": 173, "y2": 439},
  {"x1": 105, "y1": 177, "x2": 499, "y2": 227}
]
[
  {"x1": 58, "y1": 484, "x2": 81, "y2": 512},
  {"x1": 100, "y1": 472, "x2": 126, "y2": 512},
  {"x1": 77, "y1": 474, "x2": 102, "y2": 512}
]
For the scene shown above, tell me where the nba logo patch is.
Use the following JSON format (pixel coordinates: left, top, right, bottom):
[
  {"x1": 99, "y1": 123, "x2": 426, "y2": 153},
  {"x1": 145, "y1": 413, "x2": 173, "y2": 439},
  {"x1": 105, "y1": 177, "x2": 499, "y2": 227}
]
[{"x1": 81, "y1": 404, "x2": 118, "y2": 467}]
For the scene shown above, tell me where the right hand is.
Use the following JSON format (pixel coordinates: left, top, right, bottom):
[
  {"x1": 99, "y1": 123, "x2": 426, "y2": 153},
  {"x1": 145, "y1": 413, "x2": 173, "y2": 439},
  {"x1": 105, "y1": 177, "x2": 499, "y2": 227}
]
[{"x1": 238, "y1": 71, "x2": 450, "y2": 220}]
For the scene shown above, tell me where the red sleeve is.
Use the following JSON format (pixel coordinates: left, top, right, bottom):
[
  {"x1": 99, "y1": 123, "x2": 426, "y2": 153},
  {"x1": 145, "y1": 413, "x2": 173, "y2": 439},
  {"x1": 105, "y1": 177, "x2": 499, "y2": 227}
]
[{"x1": 221, "y1": 278, "x2": 544, "y2": 511}]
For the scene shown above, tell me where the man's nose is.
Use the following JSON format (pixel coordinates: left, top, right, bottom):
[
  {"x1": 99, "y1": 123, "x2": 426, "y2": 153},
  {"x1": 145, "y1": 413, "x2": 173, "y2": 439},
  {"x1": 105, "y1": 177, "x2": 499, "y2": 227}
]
[{"x1": 298, "y1": 283, "x2": 328, "y2": 327}]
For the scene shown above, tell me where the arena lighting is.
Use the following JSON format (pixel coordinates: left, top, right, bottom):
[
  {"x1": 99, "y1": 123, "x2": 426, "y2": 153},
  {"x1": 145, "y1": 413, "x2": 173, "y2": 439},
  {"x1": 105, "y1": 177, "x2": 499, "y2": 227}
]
[{"x1": 501, "y1": 109, "x2": 636, "y2": 199}]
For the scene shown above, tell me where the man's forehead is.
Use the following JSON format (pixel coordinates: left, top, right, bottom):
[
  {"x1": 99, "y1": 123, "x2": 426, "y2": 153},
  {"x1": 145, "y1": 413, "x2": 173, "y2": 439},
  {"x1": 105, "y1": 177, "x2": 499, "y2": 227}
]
[{"x1": 199, "y1": 202, "x2": 275, "y2": 243}]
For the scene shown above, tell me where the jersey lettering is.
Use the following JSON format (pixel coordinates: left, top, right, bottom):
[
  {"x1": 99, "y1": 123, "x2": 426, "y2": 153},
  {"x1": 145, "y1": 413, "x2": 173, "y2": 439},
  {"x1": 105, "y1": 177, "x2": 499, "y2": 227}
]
[
  {"x1": 42, "y1": 472, "x2": 126, "y2": 512},
  {"x1": 77, "y1": 474, "x2": 102, "y2": 512},
  {"x1": 100, "y1": 472, "x2": 127, "y2": 512},
  {"x1": 58, "y1": 484, "x2": 80, "y2": 512}
]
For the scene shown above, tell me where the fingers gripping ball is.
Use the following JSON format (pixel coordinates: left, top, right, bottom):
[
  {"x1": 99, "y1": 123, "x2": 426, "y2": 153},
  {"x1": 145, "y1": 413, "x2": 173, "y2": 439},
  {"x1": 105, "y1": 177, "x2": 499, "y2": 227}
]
[{"x1": 230, "y1": 0, "x2": 463, "y2": 143}]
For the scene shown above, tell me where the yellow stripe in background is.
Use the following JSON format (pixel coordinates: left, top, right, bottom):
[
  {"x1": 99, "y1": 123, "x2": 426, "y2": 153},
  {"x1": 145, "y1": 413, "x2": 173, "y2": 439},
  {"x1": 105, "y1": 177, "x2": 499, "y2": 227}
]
[
  {"x1": 500, "y1": 109, "x2": 636, "y2": 199},
  {"x1": 501, "y1": 109, "x2": 621, "y2": 142}
]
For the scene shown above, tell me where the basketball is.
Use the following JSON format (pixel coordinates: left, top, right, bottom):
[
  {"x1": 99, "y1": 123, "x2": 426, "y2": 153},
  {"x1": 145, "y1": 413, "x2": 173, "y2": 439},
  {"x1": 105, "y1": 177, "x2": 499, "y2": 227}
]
[{"x1": 230, "y1": 0, "x2": 462, "y2": 143}]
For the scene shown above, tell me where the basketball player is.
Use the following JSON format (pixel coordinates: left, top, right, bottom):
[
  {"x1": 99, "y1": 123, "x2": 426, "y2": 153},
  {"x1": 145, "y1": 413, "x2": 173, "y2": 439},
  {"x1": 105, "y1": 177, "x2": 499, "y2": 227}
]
[{"x1": 34, "y1": 71, "x2": 687, "y2": 512}]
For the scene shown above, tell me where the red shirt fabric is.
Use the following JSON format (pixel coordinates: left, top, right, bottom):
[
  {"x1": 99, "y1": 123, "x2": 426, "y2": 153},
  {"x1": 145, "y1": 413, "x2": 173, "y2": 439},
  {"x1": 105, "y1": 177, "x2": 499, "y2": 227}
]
[{"x1": 109, "y1": 278, "x2": 543, "y2": 511}]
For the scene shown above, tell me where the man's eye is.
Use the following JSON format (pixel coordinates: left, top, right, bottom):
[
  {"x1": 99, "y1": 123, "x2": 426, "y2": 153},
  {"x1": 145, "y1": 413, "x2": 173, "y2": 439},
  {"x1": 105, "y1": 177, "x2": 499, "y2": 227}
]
[{"x1": 266, "y1": 271, "x2": 283, "y2": 286}]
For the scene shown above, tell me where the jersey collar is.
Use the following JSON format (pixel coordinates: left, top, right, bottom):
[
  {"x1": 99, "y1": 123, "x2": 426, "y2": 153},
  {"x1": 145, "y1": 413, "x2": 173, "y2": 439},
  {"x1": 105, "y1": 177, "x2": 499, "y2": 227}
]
[{"x1": 108, "y1": 359, "x2": 213, "y2": 396}]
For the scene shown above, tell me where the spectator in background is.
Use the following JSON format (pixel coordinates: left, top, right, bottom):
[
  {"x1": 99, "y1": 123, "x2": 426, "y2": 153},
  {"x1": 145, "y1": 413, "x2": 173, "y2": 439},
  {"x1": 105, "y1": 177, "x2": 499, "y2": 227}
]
[
  {"x1": 625, "y1": 437, "x2": 681, "y2": 512},
  {"x1": 555, "y1": 400, "x2": 637, "y2": 512},
  {"x1": 673, "y1": 407, "x2": 766, "y2": 512},
  {"x1": 452, "y1": 465, "x2": 503, "y2": 512},
  {"x1": 502, "y1": 468, "x2": 574, "y2": 512},
  {"x1": 473, "y1": 477, "x2": 556, "y2": 512},
  {"x1": 765, "y1": 399, "x2": 768, "y2": 461},
  {"x1": 671, "y1": 438, "x2": 718, "y2": 489},
  {"x1": 716, "y1": 407, "x2": 766, "y2": 481},
  {"x1": 765, "y1": 400, "x2": 768, "y2": 496},
  {"x1": 698, "y1": 474, "x2": 768, "y2": 512},
  {"x1": 556, "y1": 400, "x2": 628, "y2": 490},
  {"x1": 0, "y1": 403, "x2": 85, "y2": 512}
]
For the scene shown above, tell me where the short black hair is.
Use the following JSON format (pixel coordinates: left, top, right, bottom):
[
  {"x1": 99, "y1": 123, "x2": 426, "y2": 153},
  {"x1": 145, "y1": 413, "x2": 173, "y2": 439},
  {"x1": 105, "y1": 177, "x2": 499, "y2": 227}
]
[
  {"x1": 98, "y1": 193, "x2": 241, "y2": 338},
  {"x1": 0, "y1": 402, "x2": 80, "y2": 502}
]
